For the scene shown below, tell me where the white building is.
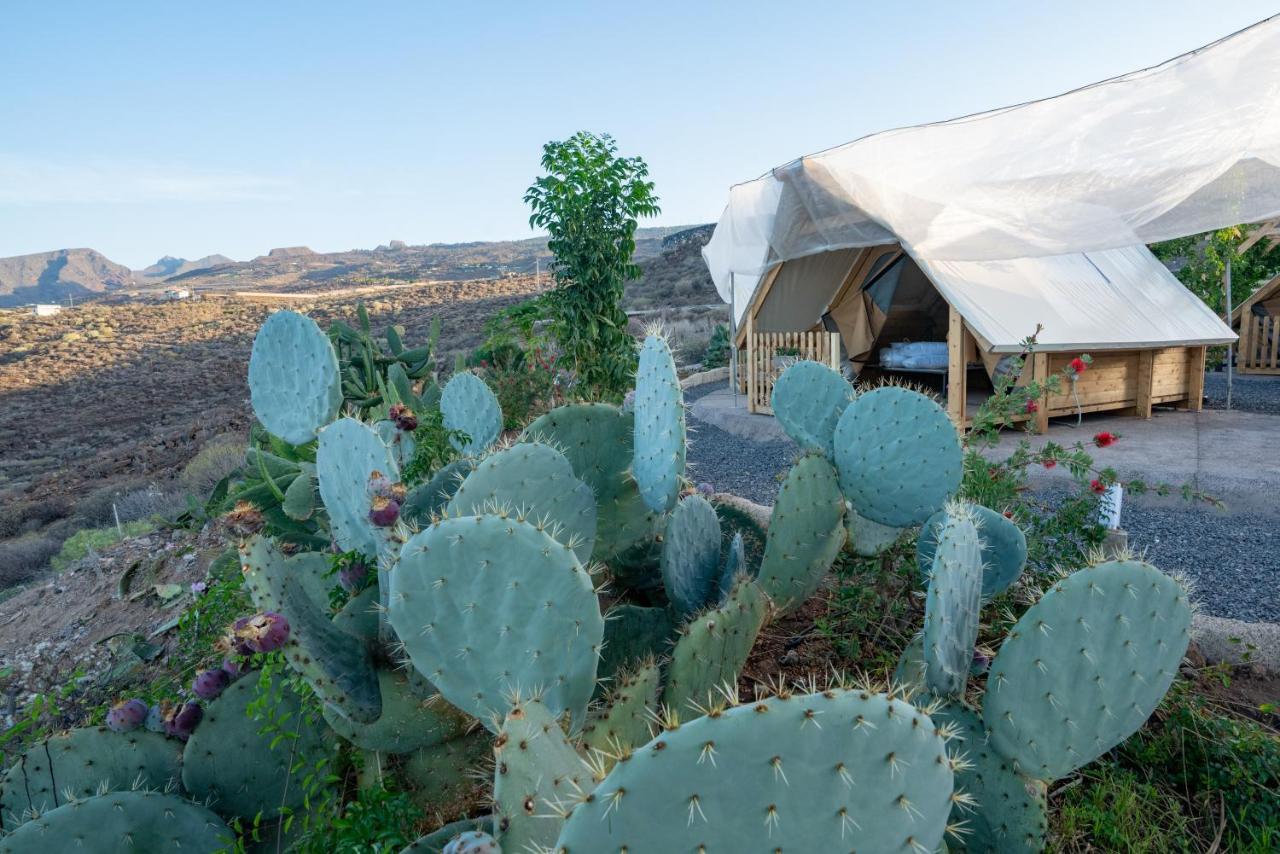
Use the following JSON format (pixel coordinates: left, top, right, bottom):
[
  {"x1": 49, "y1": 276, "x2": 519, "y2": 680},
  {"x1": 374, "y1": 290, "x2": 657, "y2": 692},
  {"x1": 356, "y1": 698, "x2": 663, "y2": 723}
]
[{"x1": 31, "y1": 304, "x2": 62, "y2": 317}]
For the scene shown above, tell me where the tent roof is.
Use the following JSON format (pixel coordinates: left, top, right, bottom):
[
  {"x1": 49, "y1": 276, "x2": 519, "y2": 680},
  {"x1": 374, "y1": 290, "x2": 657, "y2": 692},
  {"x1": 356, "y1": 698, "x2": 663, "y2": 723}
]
[
  {"x1": 917, "y1": 246, "x2": 1235, "y2": 352},
  {"x1": 704, "y1": 15, "x2": 1280, "y2": 328}
]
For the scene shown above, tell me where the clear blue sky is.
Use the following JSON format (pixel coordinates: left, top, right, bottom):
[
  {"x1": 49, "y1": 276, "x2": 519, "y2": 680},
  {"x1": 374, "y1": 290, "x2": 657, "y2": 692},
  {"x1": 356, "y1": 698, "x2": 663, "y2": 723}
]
[{"x1": 2, "y1": 1, "x2": 1276, "y2": 268}]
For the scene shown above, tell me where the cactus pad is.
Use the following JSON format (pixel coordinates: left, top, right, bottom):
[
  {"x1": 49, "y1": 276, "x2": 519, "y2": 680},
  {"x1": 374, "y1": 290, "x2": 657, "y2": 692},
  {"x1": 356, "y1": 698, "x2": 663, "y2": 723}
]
[
  {"x1": 597, "y1": 604, "x2": 674, "y2": 690},
  {"x1": 923, "y1": 509, "x2": 983, "y2": 697},
  {"x1": 757, "y1": 454, "x2": 846, "y2": 612},
  {"x1": 660, "y1": 494, "x2": 722, "y2": 618},
  {"x1": 581, "y1": 659, "x2": 661, "y2": 763},
  {"x1": 833, "y1": 386, "x2": 962, "y2": 527},
  {"x1": 0, "y1": 790, "x2": 232, "y2": 853},
  {"x1": 248, "y1": 310, "x2": 342, "y2": 444},
  {"x1": 401, "y1": 817, "x2": 495, "y2": 853},
  {"x1": 182, "y1": 674, "x2": 331, "y2": 820},
  {"x1": 493, "y1": 699, "x2": 591, "y2": 852},
  {"x1": 919, "y1": 505, "x2": 1027, "y2": 599},
  {"x1": 322, "y1": 669, "x2": 471, "y2": 754},
  {"x1": 770, "y1": 359, "x2": 854, "y2": 456},
  {"x1": 716, "y1": 530, "x2": 749, "y2": 603},
  {"x1": 441, "y1": 372, "x2": 502, "y2": 455},
  {"x1": 401, "y1": 731, "x2": 490, "y2": 811},
  {"x1": 555, "y1": 688, "x2": 955, "y2": 853},
  {"x1": 0, "y1": 728, "x2": 182, "y2": 824},
  {"x1": 388, "y1": 515, "x2": 604, "y2": 731},
  {"x1": 931, "y1": 701, "x2": 1047, "y2": 853},
  {"x1": 446, "y1": 442, "x2": 597, "y2": 565},
  {"x1": 632, "y1": 334, "x2": 686, "y2": 513},
  {"x1": 893, "y1": 634, "x2": 928, "y2": 695},
  {"x1": 317, "y1": 417, "x2": 401, "y2": 559},
  {"x1": 376, "y1": 418, "x2": 418, "y2": 470},
  {"x1": 847, "y1": 507, "x2": 906, "y2": 557},
  {"x1": 241, "y1": 535, "x2": 382, "y2": 723},
  {"x1": 403, "y1": 458, "x2": 473, "y2": 526},
  {"x1": 663, "y1": 577, "x2": 768, "y2": 715},
  {"x1": 522, "y1": 403, "x2": 655, "y2": 561},
  {"x1": 984, "y1": 560, "x2": 1192, "y2": 780}
]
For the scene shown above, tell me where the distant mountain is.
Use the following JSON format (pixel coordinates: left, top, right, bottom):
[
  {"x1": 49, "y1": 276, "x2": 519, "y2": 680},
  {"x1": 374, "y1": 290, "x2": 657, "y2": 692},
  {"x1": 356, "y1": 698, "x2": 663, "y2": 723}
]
[
  {"x1": 0, "y1": 248, "x2": 133, "y2": 307},
  {"x1": 136, "y1": 254, "x2": 234, "y2": 281},
  {"x1": 625, "y1": 225, "x2": 719, "y2": 309}
]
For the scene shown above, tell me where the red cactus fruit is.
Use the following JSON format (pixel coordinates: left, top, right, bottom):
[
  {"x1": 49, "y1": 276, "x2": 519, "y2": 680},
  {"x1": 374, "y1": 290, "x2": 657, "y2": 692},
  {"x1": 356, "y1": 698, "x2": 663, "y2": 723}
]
[
  {"x1": 369, "y1": 496, "x2": 400, "y2": 527},
  {"x1": 106, "y1": 698, "x2": 149, "y2": 733}
]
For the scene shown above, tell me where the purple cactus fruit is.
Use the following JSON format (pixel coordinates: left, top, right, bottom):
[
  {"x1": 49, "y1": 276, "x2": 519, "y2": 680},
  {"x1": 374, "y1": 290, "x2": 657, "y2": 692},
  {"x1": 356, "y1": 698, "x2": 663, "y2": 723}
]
[
  {"x1": 697, "y1": 482, "x2": 715, "y2": 498},
  {"x1": 106, "y1": 698, "x2": 149, "y2": 733},
  {"x1": 221, "y1": 658, "x2": 245, "y2": 680},
  {"x1": 228, "y1": 616, "x2": 257, "y2": 656},
  {"x1": 389, "y1": 403, "x2": 418, "y2": 432},
  {"x1": 164, "y1": 702, "x2": 203, "y2": 741},
  {"x1": 368, "y1": 496, "x2": 400, "y2": 527},
  {"x1": 971, "y1": 650, "x2": 992, "y2": 676},
  {"x1": 193, "y1": 667, "x2": 231, "y2": 700},
  {"x1": 234, "y1": 611, "x2": 291, "y2": 653},
  {"x1": 339, "y1": 560, "x2": 369, "y2": 592},
  {"x1": 145, "y1": 703, "x2": 167, "y2": 733}
]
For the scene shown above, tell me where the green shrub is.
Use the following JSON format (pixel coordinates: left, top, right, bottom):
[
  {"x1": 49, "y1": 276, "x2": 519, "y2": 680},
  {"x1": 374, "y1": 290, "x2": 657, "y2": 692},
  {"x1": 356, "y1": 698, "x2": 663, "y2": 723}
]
[
  {"x1": 179, "y1": 433, "x2": 246, "y2": 498},
  {"x1": 0, "y1": 534, "x2": 61, "y2": 586},
  {"x1": 50, "y1": 520, "x2": 154, "y2": 571},
  {"x1": 1055, "y1": 764, "x2": 1195, "y2": 852},
  {"x1": 702, "y1": 324, "x2": 730, "y2": 368}
]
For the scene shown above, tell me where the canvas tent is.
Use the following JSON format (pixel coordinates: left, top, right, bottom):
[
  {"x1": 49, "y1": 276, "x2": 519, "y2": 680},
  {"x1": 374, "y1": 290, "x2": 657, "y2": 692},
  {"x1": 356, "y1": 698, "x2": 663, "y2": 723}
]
[{"x1": 702, "y1": 16, "x2": 1280, "y2": 427}]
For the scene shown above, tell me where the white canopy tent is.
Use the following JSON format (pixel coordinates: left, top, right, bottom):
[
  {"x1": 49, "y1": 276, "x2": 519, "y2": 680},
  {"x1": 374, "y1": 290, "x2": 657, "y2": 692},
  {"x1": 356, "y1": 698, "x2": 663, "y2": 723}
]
[{"x1": 704, "y1": 15, "x2": 1280, "y2": 327}]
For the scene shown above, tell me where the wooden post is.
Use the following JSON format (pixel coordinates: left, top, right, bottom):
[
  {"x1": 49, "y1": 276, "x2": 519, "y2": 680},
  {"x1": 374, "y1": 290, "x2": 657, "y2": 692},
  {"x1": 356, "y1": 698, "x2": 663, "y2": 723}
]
[
  {"x1": 1186, "y1": 346, "x2": 1206, "y2": 410},
  {"x1": 828, "y1": 332, "x2": 841, "y2": 372},
  {"x1": 745, "y1": 312, "x2": 756, "y2": 413},
  {"x1": 1032, "y1": 353, "x2": 1050, "y2": 433},
  {"x1": 1135, "y1": 350, "x2": 1154, "y2": 419},
  {"x1": 1240, "y1": 307, "x2": 1252, "y2": 372},
  {"x1": 946, "y1": 305, "x2": 965, "y2": 430}
]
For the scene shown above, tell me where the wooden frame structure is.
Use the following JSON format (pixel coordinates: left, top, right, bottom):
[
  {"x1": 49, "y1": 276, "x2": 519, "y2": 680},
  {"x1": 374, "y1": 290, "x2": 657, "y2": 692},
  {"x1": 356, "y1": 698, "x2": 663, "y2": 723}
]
[{"x1": 1232, "y1": 273, "x2": 1280, "y2": 375}]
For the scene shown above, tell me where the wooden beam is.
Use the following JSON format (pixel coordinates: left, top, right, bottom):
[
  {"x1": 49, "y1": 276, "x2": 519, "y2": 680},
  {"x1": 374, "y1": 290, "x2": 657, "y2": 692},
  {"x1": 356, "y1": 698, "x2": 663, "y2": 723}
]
[
  {"x1": 946, "y1": 304, "x2": 965, "y2": 430},
  {"x1": 1135, "y1": 349, "x2": 1154, "y2": 419},
  {"x1": 745, "y1": 311, "x2": 757, "y2": 413},
  {"x1": 1184, "y1": 346, "x2": 1206, "y2": 410},
  {"x1": 828, "y1": 331, "x2": 841, "y2": 371},
  {"x1": 1032, "y1": 353, "x2": 1050, "y2": 433}
]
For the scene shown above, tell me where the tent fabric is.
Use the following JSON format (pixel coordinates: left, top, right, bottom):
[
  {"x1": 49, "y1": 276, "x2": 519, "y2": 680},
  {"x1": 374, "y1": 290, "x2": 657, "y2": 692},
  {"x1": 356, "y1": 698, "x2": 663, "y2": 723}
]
[
  {"x1": 704, "y1": 15, "x2": 1280, "y2": 325},
  {"x1": 916, "y1": 246, "x2": 1235, "y2": 352},
  {"x1": 753, "y1": 247, "x2": 860, "y2": 331}
]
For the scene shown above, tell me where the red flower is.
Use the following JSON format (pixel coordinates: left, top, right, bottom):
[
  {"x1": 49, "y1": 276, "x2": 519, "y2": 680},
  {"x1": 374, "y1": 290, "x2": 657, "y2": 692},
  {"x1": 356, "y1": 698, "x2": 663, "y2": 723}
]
[
  {"x1": 1090, "y1": 479, "x2": 1107, "y2": 494},
  {"x1": 1069, "y1": 357, "x2": 1088, "y2": 374},
  {"x1": 1093, "y1": 431, "x2": 1118, "y2": 448},
  {"x1": 1024, "y1": 400, "x2": 1039, "y2": 414},
  {"x1": 1042, "y1": 458, "x2": 1057, "y2": 469},
  {"x1": 1002, "y1": 510, "x2": 1014, "y2": 519}
]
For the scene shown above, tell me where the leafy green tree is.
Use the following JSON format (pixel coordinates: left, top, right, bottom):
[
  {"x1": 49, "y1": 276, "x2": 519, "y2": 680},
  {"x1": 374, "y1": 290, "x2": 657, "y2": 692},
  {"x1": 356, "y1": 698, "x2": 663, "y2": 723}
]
[
  {"x1": 1151, "y1": 224, "x2": 1280, "y2": 315},
  {"x1": 525, "y1": 132, "x2": 660, "y2": 399}
]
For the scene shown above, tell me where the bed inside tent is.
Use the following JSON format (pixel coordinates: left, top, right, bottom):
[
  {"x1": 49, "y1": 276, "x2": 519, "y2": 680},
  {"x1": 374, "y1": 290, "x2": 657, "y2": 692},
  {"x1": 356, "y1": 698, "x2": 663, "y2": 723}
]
[{"x1": 734, "y1": 243, "x2": 1232, "y2": 431}]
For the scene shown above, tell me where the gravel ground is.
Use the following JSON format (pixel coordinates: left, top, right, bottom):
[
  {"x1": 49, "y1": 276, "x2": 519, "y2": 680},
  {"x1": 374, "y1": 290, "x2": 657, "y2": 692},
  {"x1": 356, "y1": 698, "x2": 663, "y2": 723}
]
[
  {"x1": 1203, "y1": 370, "x2": 1280, "y2": 414},
  {"x1": 684, "y1": 381, "x2": 1280, "y2": 623}
]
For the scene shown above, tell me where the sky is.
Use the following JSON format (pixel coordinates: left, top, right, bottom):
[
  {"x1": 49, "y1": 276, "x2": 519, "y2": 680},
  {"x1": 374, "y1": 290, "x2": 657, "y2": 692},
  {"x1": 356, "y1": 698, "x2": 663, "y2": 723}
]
[{"x1": 2, "y1": 1, "x2": 1277, "y2": 268}]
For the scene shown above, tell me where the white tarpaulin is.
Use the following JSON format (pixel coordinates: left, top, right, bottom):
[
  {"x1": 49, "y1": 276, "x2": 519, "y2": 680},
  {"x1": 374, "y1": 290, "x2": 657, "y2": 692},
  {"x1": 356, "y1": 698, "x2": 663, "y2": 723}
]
[
  {"x1": 704, "y1": 15, "x2": 1280, "y2": 325},
  {"x1": 918, "y1": 246, "x2": 1235, "y2": 352}
]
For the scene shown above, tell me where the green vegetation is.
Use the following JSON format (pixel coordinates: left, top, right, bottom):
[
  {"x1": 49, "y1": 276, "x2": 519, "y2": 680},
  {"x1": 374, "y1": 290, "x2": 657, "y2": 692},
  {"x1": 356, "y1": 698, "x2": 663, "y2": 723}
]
[
  {"x1": 1151, "y1": 223, "x2": 1280, "y2": 315},
  {"x1": 50, "y1": 520, "x2": 155, "y2": 571}
]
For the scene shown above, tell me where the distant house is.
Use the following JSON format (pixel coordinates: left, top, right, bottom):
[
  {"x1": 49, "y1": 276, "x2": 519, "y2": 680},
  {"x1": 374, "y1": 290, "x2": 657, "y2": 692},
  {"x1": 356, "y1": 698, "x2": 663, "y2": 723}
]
[
  {"x1": 31, "y1": 304, "x2": 62, "y2": 317},
  {"x1": 164, "y1": 287, "x2": 191, "y2": 300}
]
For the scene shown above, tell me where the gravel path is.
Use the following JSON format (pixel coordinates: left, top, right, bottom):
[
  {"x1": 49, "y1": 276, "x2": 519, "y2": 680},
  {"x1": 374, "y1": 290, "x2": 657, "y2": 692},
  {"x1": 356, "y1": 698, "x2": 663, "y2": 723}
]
[
  {"x1": 684, "y1": 381, "x2": 1280, "y2": 623},
  {"x1": 1203, "y1": 370, "x2": 1280, "y2": 414}
]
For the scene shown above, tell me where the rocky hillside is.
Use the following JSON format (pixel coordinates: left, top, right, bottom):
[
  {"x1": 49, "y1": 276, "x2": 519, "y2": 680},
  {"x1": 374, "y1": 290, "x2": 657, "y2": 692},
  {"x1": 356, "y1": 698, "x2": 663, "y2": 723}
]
[
  {"x1": 135, "y1": 254, "x2": 235, "y2": 281},
  {"x1": 0, "y1": 248, "x2": 134, "y2": 307},
  {"x1": 625, "y1": 224, "x2": 720, "y2": 309}
]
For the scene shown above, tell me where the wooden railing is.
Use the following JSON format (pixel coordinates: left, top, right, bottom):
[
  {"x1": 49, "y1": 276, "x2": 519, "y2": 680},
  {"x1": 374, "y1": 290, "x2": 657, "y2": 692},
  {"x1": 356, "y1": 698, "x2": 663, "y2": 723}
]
[
  {"x1": 745, "y1": 331, "x2": 842, "y2": 414},
  {"x1": 1240, "y1": 314, "x2": 1280, "y2": 374}
]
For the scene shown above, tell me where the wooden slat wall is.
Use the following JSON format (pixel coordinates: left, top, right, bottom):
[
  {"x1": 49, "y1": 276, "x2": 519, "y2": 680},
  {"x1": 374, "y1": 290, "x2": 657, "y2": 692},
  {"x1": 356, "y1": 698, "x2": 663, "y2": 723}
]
[
  {"x1": 745, "y1": 331, "x2": 841, "y2": 414},
  {"x1": 1241, "y1": 316, "x2": 1280, "y2": 374}
]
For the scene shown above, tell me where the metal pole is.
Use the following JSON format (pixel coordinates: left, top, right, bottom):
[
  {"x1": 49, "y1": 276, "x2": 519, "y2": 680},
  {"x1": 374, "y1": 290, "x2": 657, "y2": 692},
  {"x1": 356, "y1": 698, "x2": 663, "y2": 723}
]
[
  {"x1": 729, "y1": 272, "x2": 738, "y2": 406},
  {"x1": 1225, "y1": 258, "x2": 1233, "y2": 411}
]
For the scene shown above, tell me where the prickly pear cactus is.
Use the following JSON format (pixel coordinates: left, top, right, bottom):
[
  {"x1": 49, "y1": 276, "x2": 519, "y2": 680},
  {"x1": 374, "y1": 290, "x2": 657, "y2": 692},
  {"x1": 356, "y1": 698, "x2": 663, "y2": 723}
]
[
  {"x1": 770, "y1": 359, "x2": 854, "y2": 456},
  {"x1": 581, "y1": 659, "x2": 661, "y2": 763},
  {"x1": 241, "y1": 535, "x2": 382, "y2": 723},
  {"x1": 375, "y1": 418, "x2": 418, "y2": 470},
  {"x1": 445, "y1": 442, "x2": 597, "y2": 565},
  {"x1": 716, "y1": 530, "x2": 748, "y2": 603},
  {"x1": 401, "y1": 731, "x2": 490, "y2": 811},
  {"x1": 400, "y1": 818, "x2": 496, "y2": 854},
  {"x1": 931, "y1": 701, "x2": 1048, "y2": 854},
  {"x1": 555, "y1": 688, "x2": 957, "y2": 853},
  {"x1": 321, "y1": 669, "x2": 471, "y2": 754},
  {"x1": 0, "y1": 790, "x2": 233, "y2": 853},
  {"x1": 0, "y1": 728, "x2": 182, "y2": 824},
  {"x1": 923, "y1": 508, "x2": 983, "y2": 698},
  {"x1": 660, "y1": 494, "x2": 722, "y2": 618},
  {"x1": 440, "y1": 372, "x2": 502, "y2": 455},
  {"x1": 388, "y1": 514, "x2": 604, "y2": 731},
  {"x1": 757, "y1": 453, "x2": 846, "y2": 612},
  {"x1": 493, "y1": 699, "x2": 592, "y2": 853},
  {"x1": 984, "y1": 560, "x2": 1192, "y2": 780},
  {"x1": 522, "y1": 403, "x2": 655, "y2": 561},
  {"x1": 894, "y1": 633, "x2": 928, "y2": 694},
  {"x1": 833, "y1": 386, "x2": 962, "y2": 527},
  {"x1": 632, "y1": 333, "x2": 686, "y2": 513},
  {"x1": 663, "y1": 577, "x2": 767, "y2": 715},
  {"x1": 846, "y1": 506, "x2": 905, "y2": 557},
  {"x1": 182, "y1": 673, "x2": 330, "y2": 820},
  {"x1": 248, "y1": 310, "x2": 342, "y2": 445},
  {"x1": 597, "y1": 604, "x2": 674, "y2": 688},
  {"x1": 443, "y1": 830, "x2": 501, "y2": 854},
  {"x1": 919, "y1": 505, "x2": 1027, "y2": 599},
  {"x1": 403, "y1": 457, "x2": 473, "y2": 526},
  {"x1": 316, "y1": 417, "x2": 401, "y2": 559}
]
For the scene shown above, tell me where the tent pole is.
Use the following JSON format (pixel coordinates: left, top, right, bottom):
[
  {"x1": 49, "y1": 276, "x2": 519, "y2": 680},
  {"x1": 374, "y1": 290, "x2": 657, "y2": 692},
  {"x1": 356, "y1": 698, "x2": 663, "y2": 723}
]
[
  {"x1": 729, "y1": 272, "x2": 738, "y2": 406},
  {"x1": 1225, "y1": 258, "x2": 1233, "y2": 411}
]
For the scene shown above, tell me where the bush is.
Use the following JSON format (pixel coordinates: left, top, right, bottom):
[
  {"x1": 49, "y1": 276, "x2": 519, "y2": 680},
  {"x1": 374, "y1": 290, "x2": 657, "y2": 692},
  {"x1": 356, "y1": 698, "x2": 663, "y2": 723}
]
[
  {"x1": 179, "y1": 433, "x2": 245, "y2": 499},
  {"x1": 113, "y1": 485, "x2": 179, "y2": 524},
  {"x1": 0, "y1": 534, "x2": 61, "y2": 586},
  {"x1": 702, "y1": 324, "x2": 730, "y2": 368},
  {"x1": 75, "y1": 478, "x2": 150, "y2": 526},
  {"x1": 0, "y1": 495, "x2": 73, "y2": 538},
  {"x1": 50, "y1": 520, "x2": 154, "y2": 571}
]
